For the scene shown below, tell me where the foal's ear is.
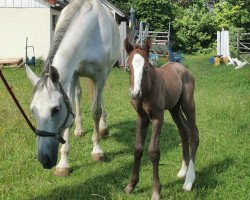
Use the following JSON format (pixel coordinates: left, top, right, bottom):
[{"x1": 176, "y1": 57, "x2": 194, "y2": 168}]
[
  {"x1": 26, "y1": 64, "x2": 39, "y2": 86},
  {"x1": 143, "y1": 37, "x2": 152, "y2": 55},
  {"x1": 124, "y1": 38, "x2": 134, "y2": 54},
  {"x1": 49, "y1": 66, "x2": 59, "y2": 84}
]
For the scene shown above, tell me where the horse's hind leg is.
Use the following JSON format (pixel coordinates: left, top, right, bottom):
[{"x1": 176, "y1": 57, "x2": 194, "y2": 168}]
[
  {"x1": 169, "y1": 105, "x2": 189, "y2": 178},
  {"x1": 74, "y1": 77, "x2": 84, "y2": 137},
  {"x1": 180, "y1": 83, "x2": 199, "y2": 191},
  {"x1": 99, "y1": 99, "x2": 109, "y2": 138},
  {"x1": 91, "y1": 74, "x2": 107, "y2": 161}
]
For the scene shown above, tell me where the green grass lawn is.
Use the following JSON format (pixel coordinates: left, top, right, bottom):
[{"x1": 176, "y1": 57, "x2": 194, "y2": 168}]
[{"x1": 0, "y1": 55, "x2": 249, "y2": 200}]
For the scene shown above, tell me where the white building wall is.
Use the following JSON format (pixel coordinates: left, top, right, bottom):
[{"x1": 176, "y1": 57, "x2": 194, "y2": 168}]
[
  {"x1": 0, "y1": 8, "x2": 51, "y2": 59},
  {"x1": 0, "y1": 0, "x2": 50, "y2": 8}
]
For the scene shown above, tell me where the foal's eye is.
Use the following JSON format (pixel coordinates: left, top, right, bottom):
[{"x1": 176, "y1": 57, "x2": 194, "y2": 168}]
[{"x1": 51, "y1": 106, "x2": 60, "y2": 116}]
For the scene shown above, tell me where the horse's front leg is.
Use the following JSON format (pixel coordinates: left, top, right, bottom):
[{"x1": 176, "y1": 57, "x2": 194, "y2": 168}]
[
  {"x1": 91, "y1": 75, "x2": 106, "y2": 161},
  {"x1": 125, "y1": 112, "x2": 150, "y2": 194},
  {"x1": 149, "y1": 112, "x2": 163, "y2": 200},
  {"x1": 54, "y1": 74, "x2": 78, "y2": 176},
  {"x1": 54, "y1": 128, "x2": 70, "y2": 176}
]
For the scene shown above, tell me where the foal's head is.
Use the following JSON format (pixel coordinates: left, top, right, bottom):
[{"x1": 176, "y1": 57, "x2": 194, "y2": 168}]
[
  {"x1": 26, "y1": 66, "x2": 74, "y2": 169},
  {"x1": 124, "y1": 38, "x2": 152, "y2": 100}
]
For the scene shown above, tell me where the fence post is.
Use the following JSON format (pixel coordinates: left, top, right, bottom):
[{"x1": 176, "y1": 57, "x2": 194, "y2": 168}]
[{"x1": 237, "y1": 29, "x2": 240, "y2": 54}]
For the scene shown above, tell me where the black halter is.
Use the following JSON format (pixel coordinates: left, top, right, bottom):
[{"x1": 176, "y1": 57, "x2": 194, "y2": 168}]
[{"x1": 34, "y1": 82, "x2": 75, "y2": 144}]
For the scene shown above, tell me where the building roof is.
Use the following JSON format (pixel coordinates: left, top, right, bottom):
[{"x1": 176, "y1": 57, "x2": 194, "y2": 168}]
[
  {"x1": 48, "y1": 0, "x2": 126, "y2": 18},
  {"x1": 100, "y1": 0, "x2": 126, "y2": 18}
]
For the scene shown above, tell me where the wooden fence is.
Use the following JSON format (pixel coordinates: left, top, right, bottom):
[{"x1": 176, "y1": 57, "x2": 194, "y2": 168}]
[{"x1": 237, "y1": 30, "x2": 250, "y2": 55}]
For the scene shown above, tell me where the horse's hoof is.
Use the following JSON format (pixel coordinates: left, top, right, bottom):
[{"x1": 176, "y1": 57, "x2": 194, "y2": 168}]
[
  {"x1": 91, "y1": 153, "x2": 106, "y2": 162},
  {"x1": 177, "y1": 170, "x2": 186, "y2": 178},
  {"x1": 124, "y1": 185, "x2": 133, "y2": 194},
  {"x1": 99, "y1": 128, "x2": 109, "y2": 139},
  {"x1": 54, "y1": 168, "x2": 70, "y2": 177},
  {"x1": 74, "y1": 130, "x2": 85, "y2": 138},
  {"x1": 182, "y1": 182, "x2": 193, "y2": 191},
  {"x1": 151, "y1": 192, "x2": 160, "y2": 200}
]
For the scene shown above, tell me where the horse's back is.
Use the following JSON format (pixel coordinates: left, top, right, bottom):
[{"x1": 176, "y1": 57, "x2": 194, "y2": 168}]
[
  {"x1": 52, "y1": 0, "x2": 120, "y2": 81},
  {"x1": 159, "y1": 62, "x2": 195, "y2": 85},
  {"x1": 156, "y1": 62, "x2": 195, "y2": 109}
]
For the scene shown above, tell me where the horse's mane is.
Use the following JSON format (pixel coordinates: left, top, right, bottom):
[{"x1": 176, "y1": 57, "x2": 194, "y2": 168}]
[{"x1": 42, "y1": 0, "x2": 85, "y2": 74}]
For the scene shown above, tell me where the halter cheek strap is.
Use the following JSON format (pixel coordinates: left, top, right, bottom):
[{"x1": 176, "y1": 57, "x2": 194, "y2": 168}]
[
  {"x1": 34, "y1": 82, "x2": 75, "y2": 144},
  {"x1": 0, "y1": 69, "x2": 74, "y2": 144}
]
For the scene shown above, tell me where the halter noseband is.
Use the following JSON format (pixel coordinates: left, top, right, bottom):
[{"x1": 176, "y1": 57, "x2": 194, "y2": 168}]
[{"x1": 34, "y1": 81, "x2": 75, "y2": 144}]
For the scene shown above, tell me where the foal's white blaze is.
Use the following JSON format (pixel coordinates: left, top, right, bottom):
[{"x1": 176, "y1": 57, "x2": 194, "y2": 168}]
[
  {"x1": 183, "y1": 159, "x2": 195, "y2": 191},
  {"x1": 131, "y1": 54, "x2": 145, "y2": 96}
]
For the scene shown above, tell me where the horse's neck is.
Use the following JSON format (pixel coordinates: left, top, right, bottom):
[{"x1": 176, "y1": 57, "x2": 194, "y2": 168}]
[
  {"x1": 51, "y1": 0, "x2": 100, "y2": 85},
  {"x1": 141, "y1": 68, "x2": 156, "y2": 96}
]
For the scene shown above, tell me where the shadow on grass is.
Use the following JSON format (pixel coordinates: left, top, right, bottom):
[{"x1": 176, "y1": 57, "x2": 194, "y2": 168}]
[
  {"x1": 31, "y1": 119, "x2": 180, "y2": 200},
  {"x1": 31, "y1": 164, "x2": 133, "y2": 200},
  {"x1": 110, "y1": 119, "x2": 180, "y2": 155},
  {"x1": 194, "y1": 157, "x2": 234, "y2": 198},
  {"x1": 161, "y1": 158, "x2": 234, "y2": 199}
]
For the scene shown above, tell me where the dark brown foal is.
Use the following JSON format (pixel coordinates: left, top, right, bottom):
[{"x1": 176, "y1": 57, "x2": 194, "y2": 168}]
[{"x1": 124, "y1": 38, "x2": 199, "y2": 200}]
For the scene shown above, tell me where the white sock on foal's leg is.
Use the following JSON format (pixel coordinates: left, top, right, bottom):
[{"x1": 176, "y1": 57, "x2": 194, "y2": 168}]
[
  {"x1": 182, "y1": 159, "x2": 195, "y2": 191},
  {"x1": 177, "y1": 160, "x2": 188, "y2": 178}
]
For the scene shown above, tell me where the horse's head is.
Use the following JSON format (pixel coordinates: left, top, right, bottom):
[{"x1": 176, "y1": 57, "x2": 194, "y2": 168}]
[
  {"x1": 124, "y1": 38, "x2": 152, "y2": 100},
  {"x1": 26, "y1": 65, "x2": 74, "y2": 169}
]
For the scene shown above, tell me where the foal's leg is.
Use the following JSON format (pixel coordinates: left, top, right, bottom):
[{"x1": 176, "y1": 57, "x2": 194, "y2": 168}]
[
  {"x1": 125, "y1": 113, "x2": 150, "y2": 194},
  {"x1": 74, "y1": 77, "x2": 84, "y2": 137},
  {"x1": 169, "y1": 105, "x2": 189, "y2": 178},
  {"x1": 91, "y1": 74, "x2": 106, "y2": 161},
  {"x1": 149, "y1": 113, "x2": 164, "y2": 200},
  {"x1": 181, "y1": 85, "x2": 199, "y2": 191}
]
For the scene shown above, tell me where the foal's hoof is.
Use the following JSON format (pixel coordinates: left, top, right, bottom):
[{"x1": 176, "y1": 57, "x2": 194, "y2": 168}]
[
  {"x1": 124, "y1": 185, "x2": 133, "y2": 194},
  {"x1": 99, "y1": 128, "x2": 109, "y2": 139},
  {"x1": 91, "y1": 153, "x2": 106, "y2": 162},
  {"x1": 54, "y1": 167, "x2": 70, "y2": 177}
]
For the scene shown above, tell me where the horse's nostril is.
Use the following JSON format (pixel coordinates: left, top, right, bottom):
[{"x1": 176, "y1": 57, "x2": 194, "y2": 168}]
[{"x1": 38, "y1": 154, "x2": 56, "y2": 169}]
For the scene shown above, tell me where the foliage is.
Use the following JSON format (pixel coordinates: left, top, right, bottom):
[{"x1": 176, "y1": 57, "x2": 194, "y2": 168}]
[
  {"x1": 173, "y1": 4, "x2": 215, "y2": 54},
  {"x1": 111, "y1": 0, "x2": 250, "y2": 54},
  {"x1": 129, "y1": 0, "x2": 176, "y2": 31},
  {"x1": 0, "y1": 57, "x2": 250, "y2": 199}
]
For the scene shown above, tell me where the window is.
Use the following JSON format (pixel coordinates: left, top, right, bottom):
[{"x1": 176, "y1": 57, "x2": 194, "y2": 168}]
[{"x1": 52, "y1": 14, "x2": 58, "y2": 31}]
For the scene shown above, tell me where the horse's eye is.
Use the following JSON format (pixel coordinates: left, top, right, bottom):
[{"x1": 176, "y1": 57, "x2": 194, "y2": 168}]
[{"x1": 51, "y1": 106, "x2": 60, "y2": 116}]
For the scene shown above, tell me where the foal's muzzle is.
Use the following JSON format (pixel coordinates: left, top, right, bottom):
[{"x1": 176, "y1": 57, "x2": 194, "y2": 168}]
[{"x1": 129, "y1": 88, "x2": 141, "y2": 100}]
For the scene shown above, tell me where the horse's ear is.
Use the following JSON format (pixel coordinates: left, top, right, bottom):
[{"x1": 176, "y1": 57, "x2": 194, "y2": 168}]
[
  {"x1": 26, "y1": 64, "x2": 39, "y2": 86},
  {"x1": 49, "y1": 66, "x2": 59, "y2": 84},
  {"x1": 124, "y1": 38, "x2": 134, "y2": 54},
  {"x1": 143, "y1": 37, "x2": 152, "y2": 55}
]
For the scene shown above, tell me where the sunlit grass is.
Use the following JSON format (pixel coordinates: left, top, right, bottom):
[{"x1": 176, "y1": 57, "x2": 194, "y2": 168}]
[{"x1": 0, "y1": 55, "x2": 249, "y2": 199}]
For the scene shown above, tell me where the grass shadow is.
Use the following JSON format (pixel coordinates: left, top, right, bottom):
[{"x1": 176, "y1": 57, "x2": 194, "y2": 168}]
[
  {"x1": 109, "y1": 119, "x2": 180, "y2": 156},
  {"x1": 31, "y1": 162, "x2": 133, "y2": 200},
  {"x1": 160, "y1": 158, "x2": 234, "y2": 199}
]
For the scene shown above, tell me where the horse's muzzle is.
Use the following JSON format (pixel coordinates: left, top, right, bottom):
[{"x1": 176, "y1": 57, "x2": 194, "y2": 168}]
[
  {"x1": 130, "y1": 90, "x2": 141, "y2": 100},
  {"x1": 38, "y1": 154, "x2": 57, "y2": 169}
]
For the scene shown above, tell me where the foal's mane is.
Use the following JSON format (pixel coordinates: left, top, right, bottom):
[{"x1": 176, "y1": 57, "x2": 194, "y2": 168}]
[{"x1": 42, "y1": 0, "x2": 85, "y2": 74}]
